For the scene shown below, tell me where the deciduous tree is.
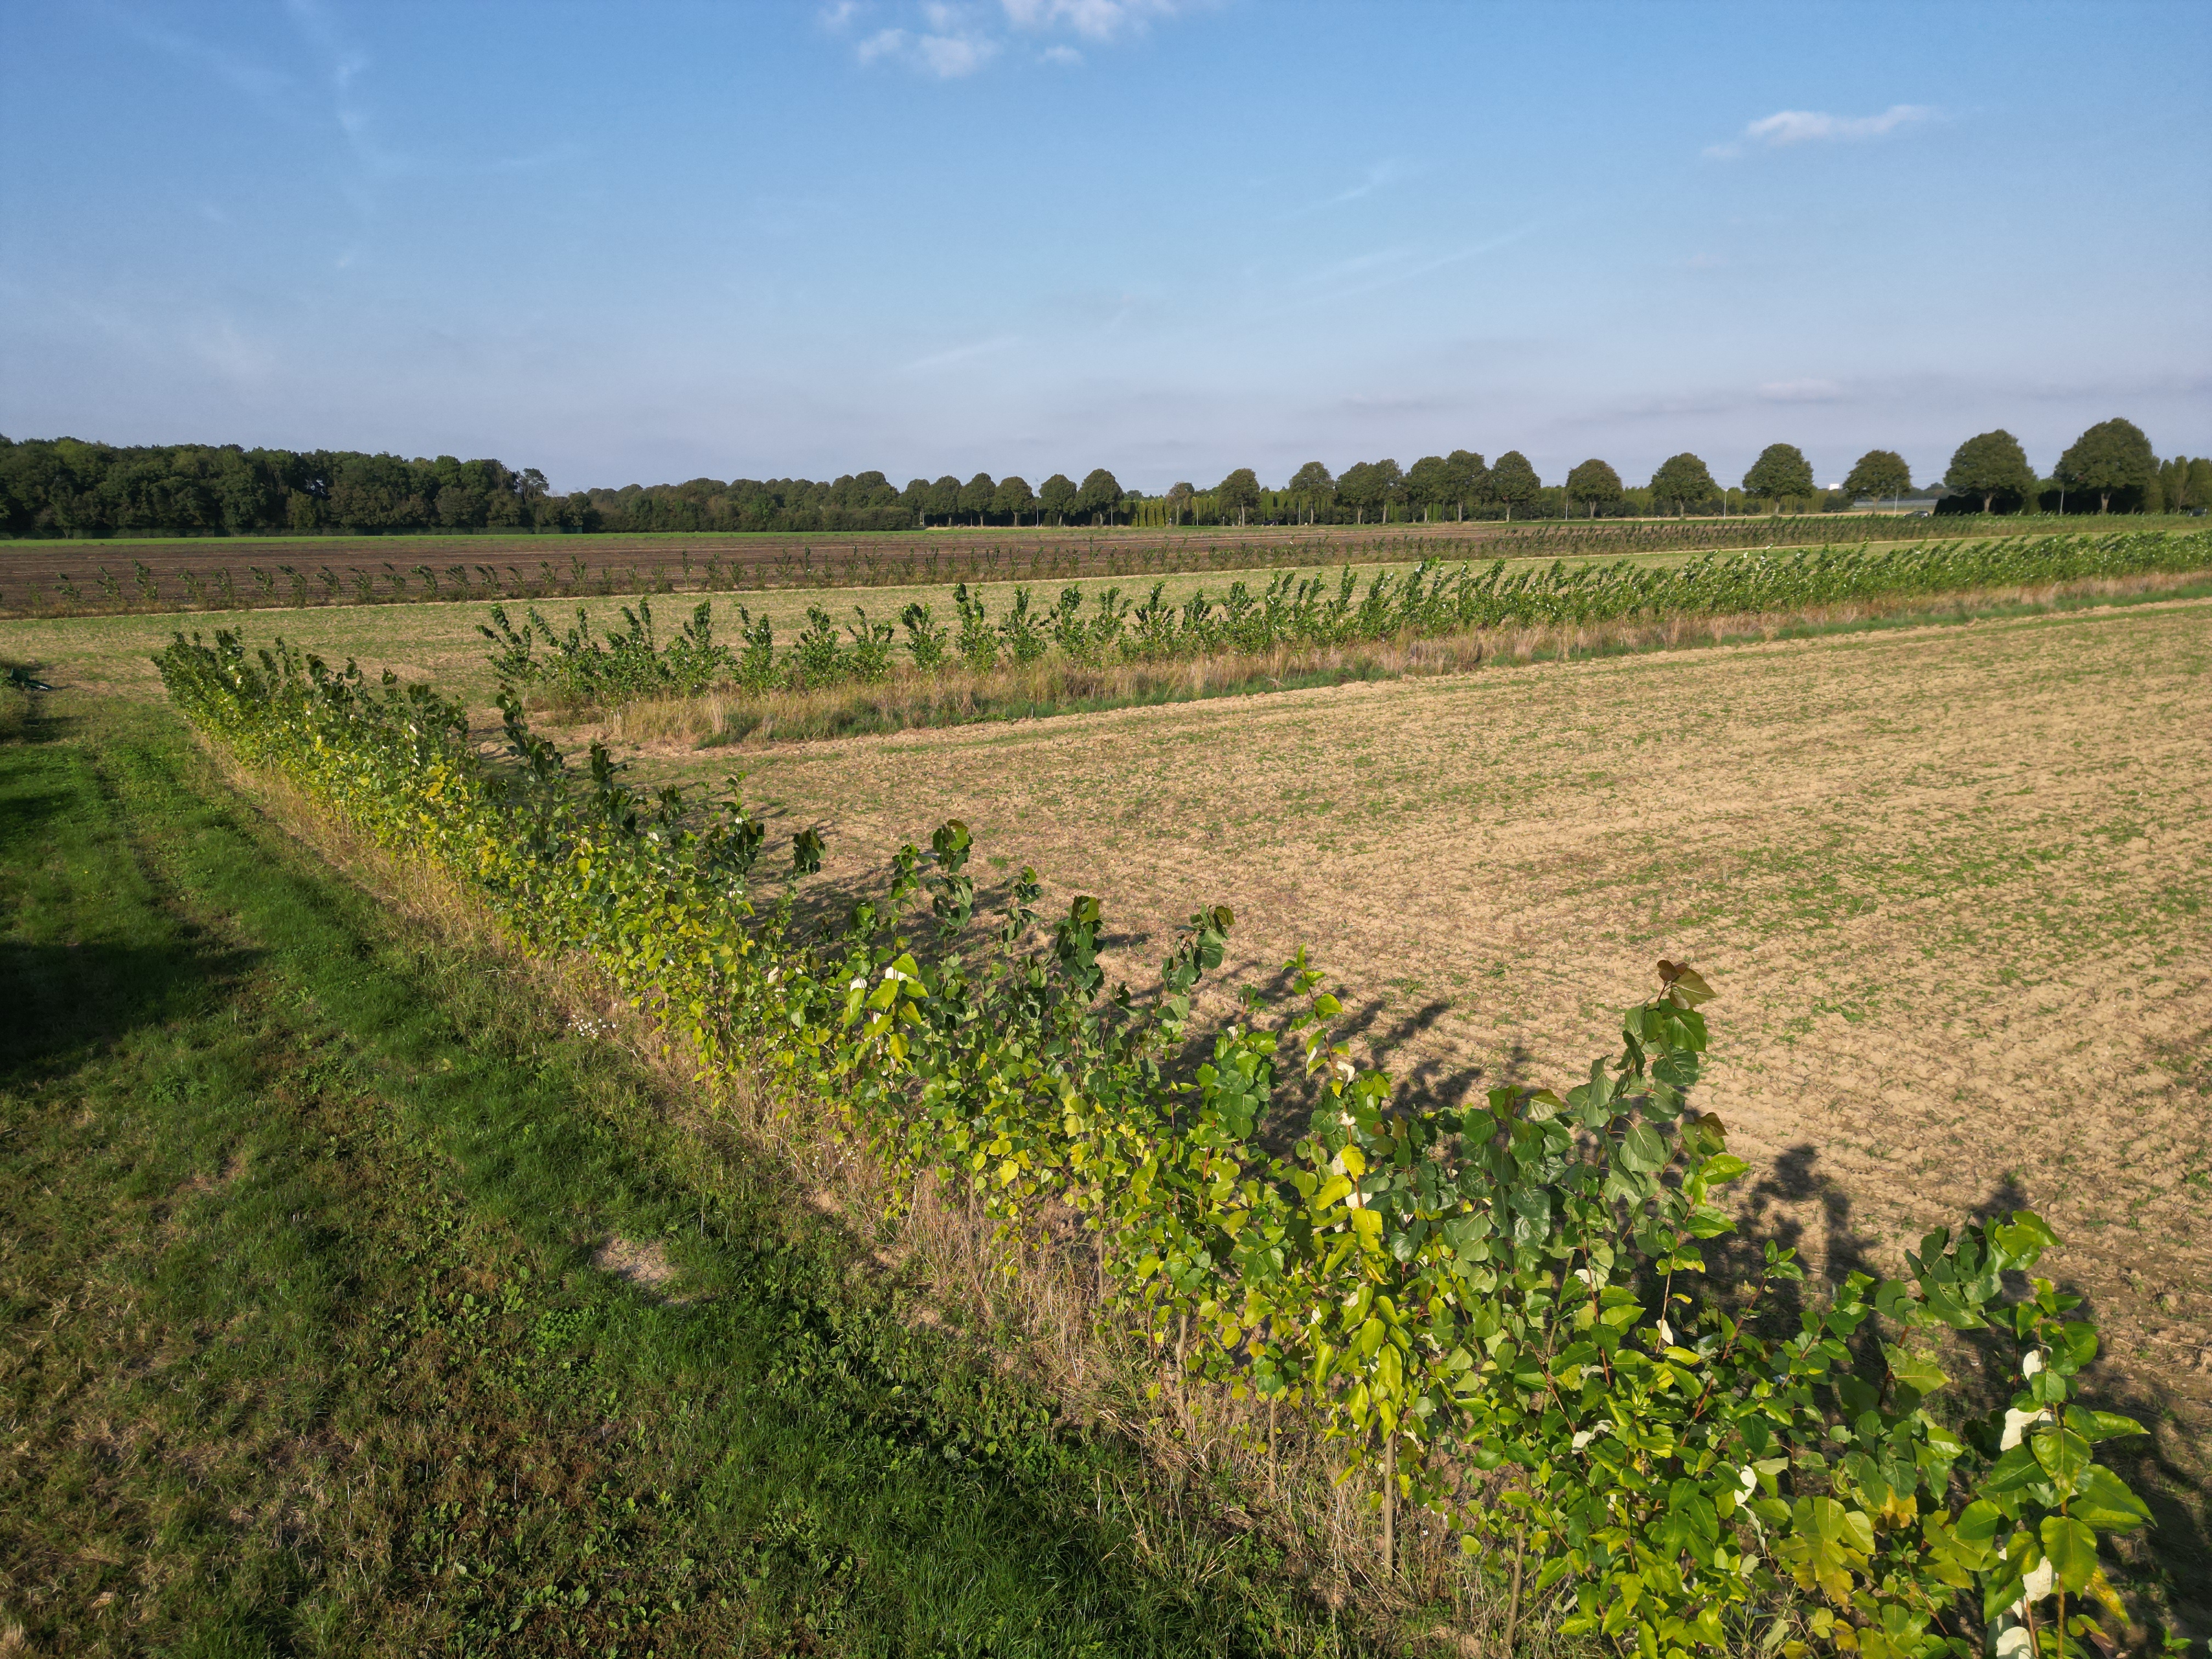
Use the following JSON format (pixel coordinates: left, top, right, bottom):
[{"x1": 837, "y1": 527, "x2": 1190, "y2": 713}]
[
  {"x1": 992, "y1": 475, "x2": 1034, "y2": 525},
  {"x1": 1742, "y1": 443, "x2": 1815, "y2": 511},
  {"x1": 1287, "y1": 461, "x2": 1334, "y2": 523},
  {"x1": 1487, "y1": 451, "x2": 1539, "y2": 521},
  {"x1": 1215, "y1": 467, "x2": 1261, "y2": 526},
  {"x1": 1037, "y1": 473, "x2": 1077, "y2": 525},
  {"x1": 1649, "y1": 453, "x2": 1716, "y2": 516},
  {"x1": 957, "y1": 472, "x2": 996, "y2": 526},
  {"x1": 1444, "y1": 450, "x2": 1487, "y2": 520},
  {"x1": 1165, "y1": 481, "x2": 1196, "y2": 524},
  {"x1": 1406, "y1": 455, "x2": 1453, "y2": 522},
  {"x1": 1843, "y1": 449, "x2": 1912, "y2": 503},
  {"x1": 1943, "y1": 431, "x2": 2036, "y2": 515},
  {"x1": 2056, "y1": 417, "x2": 2155, "y2": 514},
  {"x1": 1077, "y1": 468, "x2": 1122, "y2": 526},
  {"x1": 1564, "y1": 458, "x2": 1623, "y2": 518}
]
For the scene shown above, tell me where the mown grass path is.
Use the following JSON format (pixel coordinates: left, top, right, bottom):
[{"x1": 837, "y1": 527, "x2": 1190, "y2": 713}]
[{"x1": 0, "y1": 698, "x2": 1325, "y2": 1656}]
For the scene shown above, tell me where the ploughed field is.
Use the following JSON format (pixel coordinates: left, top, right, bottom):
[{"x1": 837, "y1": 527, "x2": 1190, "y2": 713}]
[
  {"x1": 0, "y1": 513, "x2": 2118, "y2": 618},
  {"x1": 626, "y1": 597, "x2": 2212, "y2": 1432}
]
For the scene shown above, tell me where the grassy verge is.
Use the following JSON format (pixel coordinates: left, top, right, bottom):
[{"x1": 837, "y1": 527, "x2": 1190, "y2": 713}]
[
  {"x1": 0, "y1": 694, "x2": 1350, "y2": 1655},
  {"x1": 592, "y1": 568, "x2": 2212, "y2": 751}
]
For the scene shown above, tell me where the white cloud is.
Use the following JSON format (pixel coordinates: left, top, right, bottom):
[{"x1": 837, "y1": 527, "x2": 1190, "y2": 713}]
[
  {"x1": 854, "y1": 0, "x2": 1186, "y2": 75},
  {"x1": 857, "y1": 21, "x2": 1000, "y2": 75},
  {"x1": 1705, "y1": 104, "x2": 1936, "y2": 159},
  {"x1": 1000, "y1": 0, "x2": 1183, "y2": 42}
]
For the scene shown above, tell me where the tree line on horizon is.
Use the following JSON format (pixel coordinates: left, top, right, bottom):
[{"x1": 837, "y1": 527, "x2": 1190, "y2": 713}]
[{"x1": 2, "y1": 421, "x2": 2202, "y2": 540}]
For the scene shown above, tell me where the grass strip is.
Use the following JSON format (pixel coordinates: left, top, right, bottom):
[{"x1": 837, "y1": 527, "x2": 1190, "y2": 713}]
[{"x1": 0, "y1": 697, "x2": 1341, "y2": 1656}]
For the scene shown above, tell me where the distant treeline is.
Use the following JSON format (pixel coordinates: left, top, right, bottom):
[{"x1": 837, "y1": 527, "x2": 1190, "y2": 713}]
[{"x1": 5, "y1": 423, "x2": 2205, "y2": 540}]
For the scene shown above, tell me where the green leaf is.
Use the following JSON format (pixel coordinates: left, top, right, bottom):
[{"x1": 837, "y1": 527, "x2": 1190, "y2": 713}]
[
  {"x1": 2040, "y1": 1515, "x2": 2097, "y2": 1593},
  {"x1": 2031, "y1": 1426, "x2": 2091, "y2": 1489},
  {"x1": 1618, "y1": 1121, "x2": 1668, "y2": 1173},
  {"x1": 2064, "y1": 1406, "x2": 2143, "y2": 1443},
  {"x1": 1883, "y1": 1344, "x2": 1949, "y2": 1396},
  {"x1": 1701, "y1": 1153, "x2": 1749, "y2": 1183},
  {"x1": 2069, "y1": 1465, "x2": 2152, "y2": 1532}
]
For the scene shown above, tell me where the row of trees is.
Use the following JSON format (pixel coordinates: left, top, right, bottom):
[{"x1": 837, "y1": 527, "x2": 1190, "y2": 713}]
[
  {"x1": 5, "y1": 422, "x2": 2201, "y2": 539},
  {"x1": 0, "y1": 437, "x2": 573, "y2": 540}
]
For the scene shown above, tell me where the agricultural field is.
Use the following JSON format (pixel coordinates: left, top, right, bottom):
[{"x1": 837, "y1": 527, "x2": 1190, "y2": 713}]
[
  {"x1": 0, "y1": 550, "x2": 1690, "y2": 705},
  {"x1": 624, "y1": 596, "x2": 2212, "y2": 1489},
  {"x1": 9, "y1": 528, "x2": 2212, "y2": 1647},
  {"x1": 5, "y1": 512, "x2": 2176, "y2": 619}
]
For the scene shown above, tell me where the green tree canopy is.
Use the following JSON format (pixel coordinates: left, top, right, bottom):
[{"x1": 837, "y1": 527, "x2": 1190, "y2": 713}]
[
  {"x1": 1564, "y1": 458, "x2": 1623, "y2": 516},
  {"x1": 926, "y1": 475, "x2": 962, "y2": 522},
  {"x1": 1287, "y1": 461, "x2": 1335, "y2": 522},
  {"x1": 1037, "y1": 473, "x2": 1077, "y2": 524},
  {"x1": 1444, "y1": 450, "x2": 1487, "y2": 518},
  {"x1": 1076, "y1": 468, "x2": 1122, "y2": 524},
  {"x1": 1215, "y1": 466, "x2": 1261, "y2": 524},
  {"x1": 1649, "y1": 453, "x2": 1717, "y2": 515},
  {"x1": 1943, "y1": 430, "x2": 2036, "y2": 515},
  {"x1": 992, "y1": 475, "x2": 1034, "y2": 521},
  {"x1": 2055, "y1": 417, "x2": 2155, "y2": 513},
  {"x1": 1843, "y1": 449, "x2": 1912, "y2": 501},
  {"x1": 1742, "y1": 443, "x2": 1815, "y2": 510},
  {"x1": 1165, "y1": 481, "x2": 1197, "y2": 523},
  {"x1": 956, "y1": 472, "x2": 996, "y2": 523},
  {"x1": 1487, "y1": 451, "x2": 1540, "y2": 520},
  {"x1": 1405, "y1": 455, "x2": 1453, "y2": 520}
]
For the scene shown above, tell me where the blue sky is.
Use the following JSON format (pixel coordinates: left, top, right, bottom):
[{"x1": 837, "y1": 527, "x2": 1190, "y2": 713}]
[{"x1": 2, "y1": 0, "x2": 2205, "y2": 494}]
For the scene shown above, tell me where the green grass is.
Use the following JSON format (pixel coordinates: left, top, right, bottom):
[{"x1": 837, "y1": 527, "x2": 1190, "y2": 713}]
[{"x1": 0, "y1": 695, "x2": 1346, "y2": 1655}]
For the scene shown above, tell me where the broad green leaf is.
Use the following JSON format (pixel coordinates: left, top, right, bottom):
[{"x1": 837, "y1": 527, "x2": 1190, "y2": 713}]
[
  {"x1": 2064, "y1": 1406, "x2": 2143, "y2": 1443},
  {"x1": 2039, "y1": 1515, "x2": 2097, "y2": 1592},
  {"x1": 2069, "y1": 1465, "x2": 2152, "y2": 1531},
  {"x1": 1882, "y1": 1344, "x2": 1949, "y2": 1396},
  {"x1": 2030, "y1": 1426, "x2": 2090, "y2": 1488},
  {"x1": 1618, "y1": 1121, "x2": 1668, "y2": 1173}
]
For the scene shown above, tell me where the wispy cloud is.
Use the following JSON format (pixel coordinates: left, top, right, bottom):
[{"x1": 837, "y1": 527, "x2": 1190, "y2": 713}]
[
  {"x1": 901, "y1": 334, "x2": 1020, "y2": 372},
  {"x1": 1758, "y1": 378, "x2": 1846, "y2": 403},
  {"x1": 1705, "y1": 103, "x2": 1937, "y2": 159}
]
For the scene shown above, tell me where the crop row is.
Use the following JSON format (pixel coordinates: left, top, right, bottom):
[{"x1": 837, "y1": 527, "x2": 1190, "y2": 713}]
[
  {"x1": 482, "y1": 529, "x2": 2212, "y2": 707},
  {"x1": 158, "y1": 630, "x2": 2153, "y2": 1659}
]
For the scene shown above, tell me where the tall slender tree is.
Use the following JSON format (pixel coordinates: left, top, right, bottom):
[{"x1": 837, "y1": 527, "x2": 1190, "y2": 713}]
[{"x1": 1165, "y1": 481, "x2": 1197, "y2": 525}]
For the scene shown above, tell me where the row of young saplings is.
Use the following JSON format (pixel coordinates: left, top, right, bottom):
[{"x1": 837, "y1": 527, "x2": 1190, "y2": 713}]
[
  {"x1": 479, "y1": 528, "x2": 2212, "y2": 709},
  {"x1": 159, "y1": 623, "x2": 2160, "y2": 1659}
]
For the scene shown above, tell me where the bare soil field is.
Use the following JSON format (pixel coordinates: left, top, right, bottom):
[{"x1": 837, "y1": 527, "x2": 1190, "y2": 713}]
[
  {"x1": 2, "y1": 514, "x2": 2138, "y2": 618},
  {"x1": 624, "y1": 598, "x2": 2212, "y2": 1503}
]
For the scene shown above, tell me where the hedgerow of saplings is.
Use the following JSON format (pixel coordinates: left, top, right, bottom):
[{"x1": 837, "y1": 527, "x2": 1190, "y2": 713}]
[
  {"x1": 476, "y1": 528, "x2": 2210, "y2": 707},
  {"x1": 158, "y1": 628, "x2": 2155, "y2": 1659}
]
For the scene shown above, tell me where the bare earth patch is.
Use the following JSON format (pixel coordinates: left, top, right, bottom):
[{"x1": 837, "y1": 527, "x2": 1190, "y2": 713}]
[
  {"x1": 631, "y1": 598, "x2": 2212, "y2": 1431},
  {"x1": 590, "y1": 1236, "x2": 681, "y2": 1298}
]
